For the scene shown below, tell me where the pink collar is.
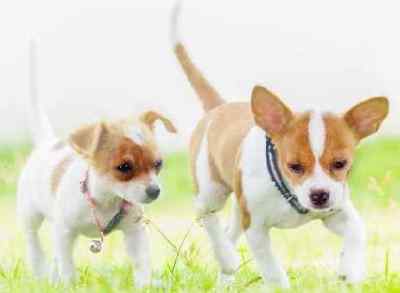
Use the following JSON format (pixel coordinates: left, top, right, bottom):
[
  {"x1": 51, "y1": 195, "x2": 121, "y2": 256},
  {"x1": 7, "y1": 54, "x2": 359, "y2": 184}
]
[{"x1": 80, "y1": 169, "x2": 132, "y2": 253}]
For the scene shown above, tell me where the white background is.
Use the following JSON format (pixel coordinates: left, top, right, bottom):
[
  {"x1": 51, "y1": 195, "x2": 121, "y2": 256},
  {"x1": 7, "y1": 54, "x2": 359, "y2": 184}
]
[{"x1": 0, "y1": 0, "x2": 399, "y2": 150}]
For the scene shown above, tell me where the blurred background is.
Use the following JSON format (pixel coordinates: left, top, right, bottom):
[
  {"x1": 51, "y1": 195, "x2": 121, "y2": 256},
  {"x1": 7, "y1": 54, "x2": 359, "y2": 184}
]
[
  {"x1": 0, "y1": 1, "x2": 400, "y2": 291},
  {"x1": 0, "y1": 0, "x2": 399, "y2": 148}
]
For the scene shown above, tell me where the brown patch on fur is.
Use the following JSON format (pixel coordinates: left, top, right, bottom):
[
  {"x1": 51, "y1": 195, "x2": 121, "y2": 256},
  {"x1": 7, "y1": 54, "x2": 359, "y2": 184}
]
[
  {"x1": 344, "y1": 97, "x2": 389, "y2": 140},
  {"x1": 251, "y1": 86, "x2": 293, "y2": 138},
  {"x1": 68, "y1": 120, "x2": 160, "y2": 183},
  {"x1": 321, "y1": 114, "x2": 357, "y2": 181},
  {"x1": 140, "y1": 111, "x2": 177, "y2": 133},
  {"x1": 51, "y1": 155, "x2": 74, "y2": 195},
  {"x1": 109, "y1": 137, "x2": 155, "y2": 182},
  {"x1": 189, "y1": 116, "x2": 210, "y2": 193},
  {"x1": 234, "y1": 167, "x2": 251, "y2": 230},
  {"x1": 189, "y1": 103, "x2": 254, "y2": 196},
  {"x1": 206, "y1": 103, "x2": 254, "y2": 189},
  {"x1": 175, "y1": 43, "x2": 225, "y2": 112},
  {"x1": 69, "y1": 122, "x2": 109, "y2": 159},
  {"x1": 274, "y1": 113, "x2": 316, "y2": 186}
]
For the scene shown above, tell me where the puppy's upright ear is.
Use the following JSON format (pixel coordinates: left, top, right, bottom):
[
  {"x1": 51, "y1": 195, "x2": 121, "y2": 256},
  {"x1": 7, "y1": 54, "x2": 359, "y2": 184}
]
[
  {"x1": 69, "y1": 122, "x2": 109, "y2": 158},
  {"x1": 344, "y1": 97, "x2": 389, "y2": 140},
  {"x1": 251, "y1": 85, "x2": 293, "y2": 138},
  {"x1": 140, "y1": 111, "x2": 177, "y2": 133}
]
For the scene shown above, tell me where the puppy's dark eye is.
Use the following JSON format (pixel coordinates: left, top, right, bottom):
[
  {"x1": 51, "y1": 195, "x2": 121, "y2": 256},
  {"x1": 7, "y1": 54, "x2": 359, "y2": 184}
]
[
  {"x1": 332, "y1": 160, "x2": 347, "y2": 171},
  {"x1": 117, "y1": 162, "x2": 133, "y2": 173},
  {"x1": 288, "y1": 163, "x2": 304, "y2": 175},
  {"x1": 154, "y1": 159, "x2": 163, "y2": 171}
]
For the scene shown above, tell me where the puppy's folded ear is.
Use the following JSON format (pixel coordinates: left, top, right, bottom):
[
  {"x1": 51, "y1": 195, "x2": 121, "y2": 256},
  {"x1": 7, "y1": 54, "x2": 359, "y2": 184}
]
[
  {"x1": 140, "y1": 111, "x2": 177, "y2": 133},
  {"x1": 251, "y1": 85, "x2": 293, "y2": 138},
  {"x1": 68, "y1": 122, "x2": 108, "y2": 158},
  {"x1": 344, "y1": 97, "x2": 389, "y2": 140}
]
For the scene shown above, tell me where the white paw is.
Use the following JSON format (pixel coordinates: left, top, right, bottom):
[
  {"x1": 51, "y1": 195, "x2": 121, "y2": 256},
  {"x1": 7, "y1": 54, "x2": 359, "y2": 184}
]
[
  {"x1": 338, "y1": 259, "x2": 365, "y2": 284},
  {"x1": 264, "y1": 274, "x2": 290, "y2": 289},
  {"x1": 151, "y1": 278, "x2": 164, "y2": 288},
  {"x1": 135, "y1": 274, "x2": 151, "y2": 289},
  {"x1": 338, "y1": 269, "x2": 365, "y2": 284},
  {"x1": 218, "y1": 272, "x2": 235, "y2": 287},
  {"x1": 217, "y1": 247, "x2": 241, "y2": 275}
]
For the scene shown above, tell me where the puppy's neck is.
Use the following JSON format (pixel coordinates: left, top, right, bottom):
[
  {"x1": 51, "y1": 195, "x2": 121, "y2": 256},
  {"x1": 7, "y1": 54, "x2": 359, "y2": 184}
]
[{"x1": 86, "y1": 168, "x2": 122, "y2": 208}]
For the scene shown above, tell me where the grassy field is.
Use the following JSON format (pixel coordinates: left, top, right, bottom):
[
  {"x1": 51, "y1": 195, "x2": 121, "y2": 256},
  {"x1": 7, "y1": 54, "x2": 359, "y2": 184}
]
[{"x1": 0, "y1": 137, "x2": 400, "y2": 292}]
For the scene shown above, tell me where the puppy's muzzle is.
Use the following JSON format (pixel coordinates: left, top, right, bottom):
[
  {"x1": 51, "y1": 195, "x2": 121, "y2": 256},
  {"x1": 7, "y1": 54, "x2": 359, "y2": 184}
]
[{"x1": 145, "y1": 184, "x2": 160, "y2": 201}]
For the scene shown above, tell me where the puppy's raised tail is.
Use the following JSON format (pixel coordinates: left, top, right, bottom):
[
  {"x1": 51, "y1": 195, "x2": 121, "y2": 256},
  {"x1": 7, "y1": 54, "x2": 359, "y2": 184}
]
[
  {"x1": 171, "y1": 0, "x2": 225, "y2": 113},
  {"x1": 29, "y1": 39, "x2": 55, "y2": 145}
]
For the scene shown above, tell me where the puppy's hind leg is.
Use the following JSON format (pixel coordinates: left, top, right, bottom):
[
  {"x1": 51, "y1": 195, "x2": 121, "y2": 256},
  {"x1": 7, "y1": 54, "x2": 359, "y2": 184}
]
[
  {"x1": 21, "y1": 212, "x2": 47, "y2": 278},
  {"x1": 226, "y1": 195, "x2": 242, "y2": 245},
  {"x1": 195, "y1": 188, "x2": 241, "y2": 285}
]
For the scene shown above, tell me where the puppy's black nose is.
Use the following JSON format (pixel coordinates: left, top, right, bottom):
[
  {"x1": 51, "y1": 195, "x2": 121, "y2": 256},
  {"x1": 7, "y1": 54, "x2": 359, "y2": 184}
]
[
  {"x1": 310, "y1": 189, "x2": 329, "y2": 208},
  {"x1": 146, "y1": 185, "x2": 160, "y2": 200}
]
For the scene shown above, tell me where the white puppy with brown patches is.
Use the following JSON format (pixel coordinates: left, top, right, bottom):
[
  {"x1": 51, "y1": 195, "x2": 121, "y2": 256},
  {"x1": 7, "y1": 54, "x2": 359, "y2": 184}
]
[
  {"x1": 17, "y1": 41, "x2": 177, "y2": 288},
  {"x1": 171, "y1": 1, "x2": 389, "y2": 289}
]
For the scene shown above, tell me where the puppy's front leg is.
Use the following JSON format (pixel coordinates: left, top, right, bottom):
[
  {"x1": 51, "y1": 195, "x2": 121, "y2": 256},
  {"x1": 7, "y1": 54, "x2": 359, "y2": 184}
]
[
  {"x1": 323, "y1": 202, "x2": 366, "y2": 283},
  {"x1": 245, "y1": 225, "x2": 290, "y2": 289},
  {"x1": 53, "y1": 225, "x2": 77, "y2": 283},
  {"x1": 123, "y1": 222, "x2": 152, "y2": 289}
]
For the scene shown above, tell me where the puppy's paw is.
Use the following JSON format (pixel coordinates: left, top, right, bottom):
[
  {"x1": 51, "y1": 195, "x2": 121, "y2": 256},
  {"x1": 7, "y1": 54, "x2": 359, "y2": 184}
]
[
  {"x1": 218, "y1": 272, "x2": 235, "y2": 287},
  {"x1": 338, "y1": 271, "x2": 365, "y2": 284},
  {"x1": 218, "y1": 247, "x2": 240, "y2": 276},
  {"x1": 135, "y1": 275, "x2": 151, "y2": 289},
  {"x1": 263, "y1": 273, "x2": 290, "y2": 290},
  {"x1": 338, "y1": 262, "x2": 365, "y2": 284},
  {"x1": 135, "y1": 275, "x2": 164, "y2": 289}
]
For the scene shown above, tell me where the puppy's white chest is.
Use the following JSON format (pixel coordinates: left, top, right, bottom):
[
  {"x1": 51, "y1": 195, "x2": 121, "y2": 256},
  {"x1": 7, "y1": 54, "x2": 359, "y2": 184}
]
[
  {"x1": 79, "y1": 199, "x2": 144, "y2": 237},
  {"x1": 241, "y1": 127, "x2": 314, "y2": 229}
]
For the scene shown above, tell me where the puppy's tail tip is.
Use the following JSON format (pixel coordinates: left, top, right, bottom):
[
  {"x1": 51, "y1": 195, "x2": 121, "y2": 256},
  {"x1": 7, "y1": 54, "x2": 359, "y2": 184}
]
[
  {"x1": 29, "y1": 38, "x2": 55, "y2": 145},
  {"x1": 170, "y1": 0, "x2": 183, "y2": 48}
]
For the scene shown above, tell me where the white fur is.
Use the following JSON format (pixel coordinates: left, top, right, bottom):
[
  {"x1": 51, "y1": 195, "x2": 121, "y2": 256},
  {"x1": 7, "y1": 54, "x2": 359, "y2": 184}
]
[
  {"x1": 129, "y1": 126, "x2": 145, "y2": 145},
  {"x1": 292, "y1": 110, "x2": 345, "y2": 211},
  {"x1": 17, "y1": 43, "x2": 161, "y2": 288},
  {"x1": 29, "y1": 39, "x2": 55, "y2": 145},
  {"x1": 211, "y1": 125, "x2": 365, "y2": 289},
  {"x1": 193, "y1": 122, "x2": 240, "y2": 284},
  {"x1": 308, "y1": 111, "x2": 326, "y2": 158},
  {"x1": 18, "y1": 138, "x2": 157, "y2": 287},
  {"x1": 170, "y1": 0, "x2": 183, "y2": 46}
]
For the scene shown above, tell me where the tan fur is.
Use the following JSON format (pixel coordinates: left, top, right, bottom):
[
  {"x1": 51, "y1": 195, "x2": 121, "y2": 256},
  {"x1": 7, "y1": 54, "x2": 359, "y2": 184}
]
[
  {"x1": 140, "y1": 111, "x2": 177, "y2": 134},
  {"x1": 251, "y1": 86, "x2": 293, "y2": 138},
  {"x1": 109, "y1": 137, "x2": 156, "y2": 183},
  {"x1": 322, "y1": 114, "x2": 358, "y2": 181},
  {"x1": 69, "y1": 122, "x2": 110, "y2": 160},
  {"x1": 189, "y1": 116, "x2": 211, "y2": 193},
  {"x1": 274, "y1": 113, "x2": 315, "y2": 186},
  {"x1": 189, "y1": 103, "x2": 254, "y2": 191},
  {"x1": 67, "y1": 115, "x2": 171, "y2": 184},
  {"x1": 175, "y1": 43, "x2": 225, "y2": 112},
  {"x1": 234, "y1": 164, "x2": 251, "y2": 230},
  {"x1": 207, "y1": 103, "x2": 254, "y2": 188},
  {"x1": 189, "y1": 103, "x2": 254, "y2": 227},
  {"x1": 344, "y1": 97, "x2": 389, "y2": 140},
  {"x1": 51, "y1": 155, "x2": 74, "y2": 195}
]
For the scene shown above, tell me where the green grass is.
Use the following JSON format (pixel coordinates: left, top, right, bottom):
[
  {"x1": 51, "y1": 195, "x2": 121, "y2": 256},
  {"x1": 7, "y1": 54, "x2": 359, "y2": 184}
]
[{"x1": 0, "y1": 138, "x2": 400, "y2": 292}]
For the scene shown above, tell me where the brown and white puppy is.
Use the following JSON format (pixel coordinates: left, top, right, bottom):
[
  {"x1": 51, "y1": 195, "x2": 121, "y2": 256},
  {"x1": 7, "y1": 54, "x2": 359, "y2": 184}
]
[
  {"x1": 171, "y1": 1, "x2": 389, "y2": 288},
  {"x1": 17, "y1": 41, "x2": 177, "y2": 288}
]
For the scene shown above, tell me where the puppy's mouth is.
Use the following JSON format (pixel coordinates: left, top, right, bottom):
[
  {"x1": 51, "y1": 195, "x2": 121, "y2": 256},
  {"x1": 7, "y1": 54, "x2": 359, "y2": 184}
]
[{"x1": 142, "y1": 197, "x2": 157, "y2": 204}]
